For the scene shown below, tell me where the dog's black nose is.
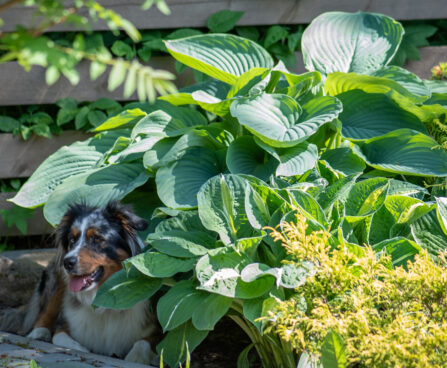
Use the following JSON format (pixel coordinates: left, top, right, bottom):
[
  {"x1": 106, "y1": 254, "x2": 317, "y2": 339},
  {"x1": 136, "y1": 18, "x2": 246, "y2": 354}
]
[{"x1": 63, "y1": 256, "x2": 77, "y2": 271}]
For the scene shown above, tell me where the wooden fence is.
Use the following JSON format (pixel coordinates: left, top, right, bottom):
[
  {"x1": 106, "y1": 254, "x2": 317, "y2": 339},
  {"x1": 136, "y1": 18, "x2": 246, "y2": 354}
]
[{"x1": 0, "y1": 0, "x2": 446, "y2": 235}]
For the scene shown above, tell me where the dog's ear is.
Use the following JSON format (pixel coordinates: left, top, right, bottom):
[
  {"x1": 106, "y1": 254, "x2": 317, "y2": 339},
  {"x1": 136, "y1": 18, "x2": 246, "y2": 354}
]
[
  {"x1": 105, "y1": 202, "x2": 148, "y2": 232},
  {"x1": 104, "y1": 202, "x2": 148, "y2": 255}
]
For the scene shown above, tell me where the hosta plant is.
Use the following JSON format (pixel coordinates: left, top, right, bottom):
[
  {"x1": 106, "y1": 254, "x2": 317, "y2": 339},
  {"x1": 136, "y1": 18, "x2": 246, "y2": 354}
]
[{"x1": 11, "y1": 11, "x2": 447, "y2": 367}]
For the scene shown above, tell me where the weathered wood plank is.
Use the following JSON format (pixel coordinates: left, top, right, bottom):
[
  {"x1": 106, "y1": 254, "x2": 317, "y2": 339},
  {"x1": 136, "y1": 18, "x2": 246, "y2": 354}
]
[
  {"x1": 0, "y1": 57, "x2": 192, "y2": 106},
  {"x1": 0, "y1": 131, "x2": 90, "y2": 178},
  {"x1": 0, "y1": 192, "x2": 51, "y2": 236},
  {"x1": 2, "y1": 0, "x2": 447, "y2": 32},
  {"x1": 1, "y1": 46, "x2": 446, "y2": 106},
  {"x1": 404, "y1": 46, "x2": 447, "y2": 80}
]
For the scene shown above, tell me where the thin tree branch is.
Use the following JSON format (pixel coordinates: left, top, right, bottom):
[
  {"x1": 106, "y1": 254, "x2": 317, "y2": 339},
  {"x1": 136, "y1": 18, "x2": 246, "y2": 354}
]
[{"x1": 0, "y1": 0, "x2": 23, "y2": 13}]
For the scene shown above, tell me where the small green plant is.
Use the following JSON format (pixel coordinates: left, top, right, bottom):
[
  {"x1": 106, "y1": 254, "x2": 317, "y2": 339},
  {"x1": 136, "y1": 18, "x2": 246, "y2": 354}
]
[
  {"x1": 0, "y1": 0, "x2": 175, "y2": 102},
  {"x1": 269, "y1": 213, "x2": 447, "y2": 368}
]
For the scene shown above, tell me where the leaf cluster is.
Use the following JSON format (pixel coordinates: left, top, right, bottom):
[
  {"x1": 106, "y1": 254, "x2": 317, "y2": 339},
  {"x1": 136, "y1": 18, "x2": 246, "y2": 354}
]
[
  {"x1": 270, "y1": 214, "x2": 447, "y2": 368},
  {"x1": 10, "y1": 11, "x2": 447, "y2": 368}
]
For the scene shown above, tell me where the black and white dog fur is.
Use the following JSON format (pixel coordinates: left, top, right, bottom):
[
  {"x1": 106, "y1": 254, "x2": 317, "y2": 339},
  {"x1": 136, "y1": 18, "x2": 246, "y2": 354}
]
[{"x1": 0, "y1": 202, "x2": 160, "y2": 365}]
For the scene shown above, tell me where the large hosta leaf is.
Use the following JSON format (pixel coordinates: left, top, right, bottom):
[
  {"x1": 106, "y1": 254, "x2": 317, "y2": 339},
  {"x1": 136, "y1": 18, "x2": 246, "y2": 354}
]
[
  {"x1": 159, "y1": 79, "x2": 230, "y2": 106},
  {"x1": 10, "y1": 132, "x2": 120, "y2": 208},
  {"x1": 157, "y1": 280, "x2": 207, "y2": 332},
  {"x1": 131, "y1": 108, "x2": 206, "y2": 138},
  {"x1": 345, "y1": 178, "x2": 389, "y2": 217},
  {"x1": 320, "y1": 147, "x2": 366, "y2": 176},
  {"x1": 411, "y1": 210, "x2": 447, "y2": 256},
  {"x1": 302, "y1": 11, "x2": 403, "y2": 74},
  {"x1": 156, "y1": 321, "x2": 208, "y2": 368},
  {"x1": 196, "y1": 250, "x2": 274, "y2": 298},
  {"x1": 44, "y1": 162, "x2": 151, "y2": 225},
  {"x1": 198, "y1": 174, "x2": 254, "y2": 244},
  {"x1": 226, "y1": 136, "x2": 277, "y2": 181},
  {"x1": 230, "y1": 93, "x2": 342, "y2": 147},
  {"x1": 325, "y1": 72, "x2": 431, "y2": 122},
  {"x1": 353, "y1": 129, "x2": 447, "y2": 176},
  {"x1": 337, "y1": 90, "x2": 427, "y2": 140},
  {"x1": 93, "y1": 267, "x2": 161, "y2": 310},
  {"x1": 372, "y1": 66, "x2": 431, "y2": 98},
  {"x1": 165, "y1": 34, "x2": 273, "y2": 84},
  {"x1": 156, "y1": 147, "x2": 222, "y2": 209}
]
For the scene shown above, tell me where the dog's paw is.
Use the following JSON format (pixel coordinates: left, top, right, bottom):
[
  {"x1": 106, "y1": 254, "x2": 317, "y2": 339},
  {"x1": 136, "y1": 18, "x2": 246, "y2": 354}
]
[
  {"x1": 52, "y1": 331, "x2": 89, "y2": 353},
  {"x1": 27, "y1": 327, "x2": 51, "y2": 342},
  {"x1": 125, "y1": 340, "x2": 155, "y2": 365}
]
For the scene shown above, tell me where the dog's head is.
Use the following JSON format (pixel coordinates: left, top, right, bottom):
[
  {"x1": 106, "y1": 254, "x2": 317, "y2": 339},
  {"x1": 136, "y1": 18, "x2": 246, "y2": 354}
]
[{"x1": 55, "y1": 202, "x2": 148, "y2": 293}]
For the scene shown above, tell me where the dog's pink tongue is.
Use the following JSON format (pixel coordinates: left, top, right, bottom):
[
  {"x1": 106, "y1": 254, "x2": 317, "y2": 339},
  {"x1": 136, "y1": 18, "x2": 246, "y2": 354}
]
[{"x1": 69, "y1": 275, "x2": 88, "y2": 292}]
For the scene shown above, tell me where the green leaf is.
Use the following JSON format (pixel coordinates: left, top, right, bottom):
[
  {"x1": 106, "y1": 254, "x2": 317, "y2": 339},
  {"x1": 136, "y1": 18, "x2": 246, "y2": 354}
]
[
  {"x1": 321, "y1": 330, "x2": 347, "y2": 368},
  {"x1": 302, "y1": 11, "x2": 403, "y2": 74},
  {"x1": 111, "y1": 40, "x2": 134, "y2": 59},
  {"x1": 165, "y1": 34, "x2": 273, "y2": 84},
  {"x1": 0, "y1": 116, "x2": 20, "y2": 132},
  {"x1": 157, "y1": 280, "x2": 206, "y2": 331},
  {"x1": 43, "y1": 162, "x2": 150, "y2": 226},
  {"x1": 74, "y1": 106, "x2": 90, "y2": 130},
  {"x1": 436, "y1": 197, "x2": 447, "y2": 236},
  {"x1": 198, "y1": 174, "x2": 254, "y2": 244},
  {"x1": 191, "y1": 293, "x2": 232, "y2": 330},
  {"x1": 287, "y1": 190, "x2": 327, "y2": 227},
  {"x1": 245, "y1": 184, "x2": 271, "y2": 230},
  {"x1": 230, "y1": 93, "x2": 342, "y2": 147},
  {"x1": 353, "y1": 129, "x2": 447, "y2": 177},
  {"x1": 240, "y1": 262, "x2": 314, "y2": 289},
  {"x1": 147, "y1": 230, "x2": 217, "y2": 258},
  {"x1": 320, "y1": 147, "x2": 366, "y2": 176},
  {"x1": 237, "y1": 343, "x2": 254, "y2": 368},
  {"x1": 160, "y1": 79, "x2": 230, "y2": 107},
  {"x1": 156, "y1": 147, "x2": 222, "y2": 209},
  {"x1": 94, "y1": 108, "x2": 146, "y2": 131},
  {"x1": 336, "y1": 90, "x2": 427, "y2": 140},
  {"x1": 10, "y1": 132, "x2": 119, "y2": 208},
  {"x1": 264, "y1": 25, "x2": 288, "y2": 49},
  {"x1": 87, "y1": 110, "x2": 107, "y2": 127},
  {"x1": 325, "y1": 72, "x2": 431, "y2": 122},
  {"x1": 345, "y1": 178, "x2": 389, "y2": 217},
  {"x1": 207, "y1": 10, "x2": 244, "y2": 33},
  {"x1": 256, "y1": 138, "x2": 318, "y2": 176},
  {"x1": 90, "y1": 98, "x2": 122, "y2": 111},
  {"x1": 93, "y1": 267, "x2": 161, "y2": 309},
  {"x1": 196, "y1": 250, "x2": 274, "y2": 299},
  {"x1": 411, "y1": 210, "x2": 447, "y2": 256},
  {"x1": 372, "y1": 237, "x2": 420, "y2": 267},
  {"x1": 372, "y1": 66, "x2": 431, "y2": 97},
  {"x1": 155, "y1": 210, "x2": 208, "y2": 233},
  {"x1": 132, "y1": 109, "x2": 205, "y2": 139},
  {"x1": 108, "y1": 59, "x2": 127, "y2": 91},
  {"x1": 316, "y1": 174, "x2": 359, "y2": 213},
  {"x1": 156, "y1": 321, "x2": 208, "y2": 368},
  {"x1": 226, "y1": 136, "x2": 277, "y2": 181},
  {"x1": 124, "y1": 252, "x2": 195, "y2": 278}
]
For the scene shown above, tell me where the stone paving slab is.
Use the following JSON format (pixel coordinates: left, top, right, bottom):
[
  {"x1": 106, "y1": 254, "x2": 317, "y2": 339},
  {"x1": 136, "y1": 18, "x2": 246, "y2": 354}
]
[{"x1": 0, "y1": 332, "x2": 157, "y2": 368}]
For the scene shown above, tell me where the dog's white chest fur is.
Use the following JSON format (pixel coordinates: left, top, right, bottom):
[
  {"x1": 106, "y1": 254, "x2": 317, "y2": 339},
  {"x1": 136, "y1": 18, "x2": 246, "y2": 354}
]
[{"x1": 63, "y1": 291, "x2": 153, "y2": 357}]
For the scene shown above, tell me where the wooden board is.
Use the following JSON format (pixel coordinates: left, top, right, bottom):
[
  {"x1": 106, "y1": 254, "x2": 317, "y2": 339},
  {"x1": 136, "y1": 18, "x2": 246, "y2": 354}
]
[
  {"x1": 1, "y1": 46, "x2": 446, "y2": 106},
  {"x1": 2, "y1": 0, "x2": 447, "y2": 32},
  {"x1": 0, "y1": 57, "x2": 193, "y2": 106},
  {"x1": 0, "y1": 131, "x2": 91, "y2": 178}
]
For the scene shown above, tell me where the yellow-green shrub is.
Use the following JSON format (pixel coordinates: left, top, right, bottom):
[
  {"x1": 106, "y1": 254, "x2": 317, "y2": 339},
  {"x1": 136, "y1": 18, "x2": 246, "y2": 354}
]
[{"x1": 268, "y1": 214, "x2": 447, "y2": 368}]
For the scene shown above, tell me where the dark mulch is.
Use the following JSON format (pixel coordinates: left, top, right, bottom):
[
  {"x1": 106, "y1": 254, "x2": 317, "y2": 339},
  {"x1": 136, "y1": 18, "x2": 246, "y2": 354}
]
[{"x1": 191, "y1": 317, "x2": 261, "y2": 368}]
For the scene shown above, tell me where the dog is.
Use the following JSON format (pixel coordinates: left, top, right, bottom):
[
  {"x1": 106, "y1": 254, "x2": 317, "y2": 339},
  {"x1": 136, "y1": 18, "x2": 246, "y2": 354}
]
[{"x1": 0, "y1": 202, "x2": 159, "y2": 365}]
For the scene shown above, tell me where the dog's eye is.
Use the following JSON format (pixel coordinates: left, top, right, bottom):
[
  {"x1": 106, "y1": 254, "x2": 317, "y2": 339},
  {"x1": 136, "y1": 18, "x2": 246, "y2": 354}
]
[{"x1": 93, "y1": 236, "x2": 102, "y2": 243}]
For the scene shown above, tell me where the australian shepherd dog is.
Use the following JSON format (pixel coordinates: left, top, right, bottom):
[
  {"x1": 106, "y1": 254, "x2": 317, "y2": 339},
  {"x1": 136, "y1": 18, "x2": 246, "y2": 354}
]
[{"x1": 0, "y1": 202, "x2": 160, "y2": 365}]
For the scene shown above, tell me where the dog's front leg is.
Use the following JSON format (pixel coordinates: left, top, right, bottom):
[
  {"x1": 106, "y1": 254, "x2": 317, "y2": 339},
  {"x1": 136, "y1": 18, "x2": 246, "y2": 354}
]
[
  {"x1": 125, "y1": 339, "x2": 158, "y2": 365},
  {"x1": 52, "y1": 331, "x2": 89, "y2": 353}
]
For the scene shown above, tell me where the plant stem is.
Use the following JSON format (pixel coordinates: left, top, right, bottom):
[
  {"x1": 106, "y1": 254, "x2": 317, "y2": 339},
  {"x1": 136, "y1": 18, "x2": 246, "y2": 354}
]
[{"x1": 0, "y1": 0, "x2": 23, "y2": 13}]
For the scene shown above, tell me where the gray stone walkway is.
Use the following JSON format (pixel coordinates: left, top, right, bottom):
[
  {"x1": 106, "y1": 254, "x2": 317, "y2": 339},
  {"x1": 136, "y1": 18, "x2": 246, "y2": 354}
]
[{"x1": 0, "y1": 332, "x2": 157, "y2": 368}]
